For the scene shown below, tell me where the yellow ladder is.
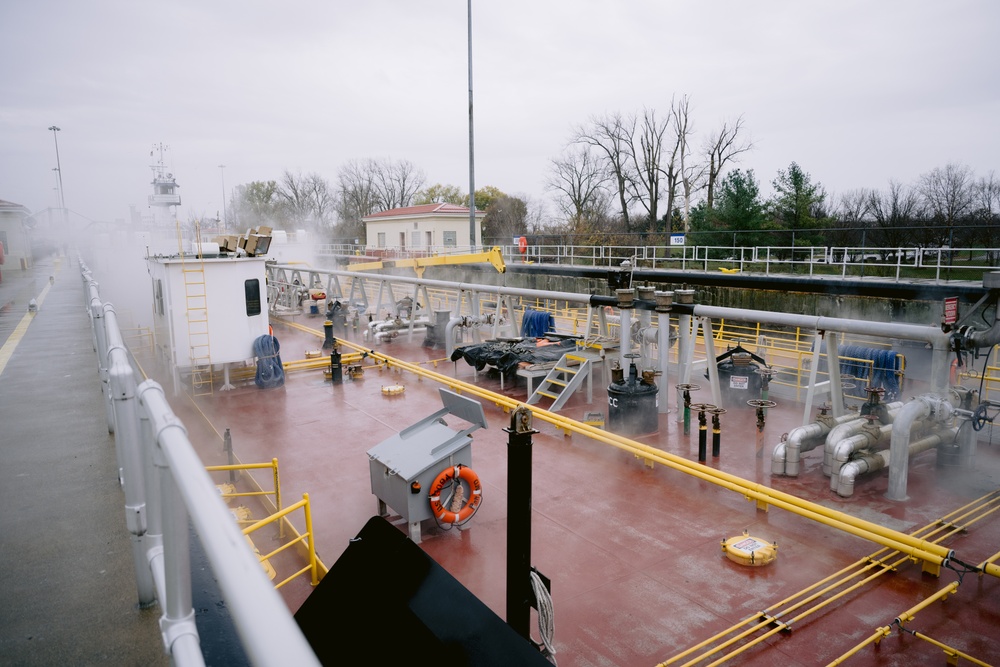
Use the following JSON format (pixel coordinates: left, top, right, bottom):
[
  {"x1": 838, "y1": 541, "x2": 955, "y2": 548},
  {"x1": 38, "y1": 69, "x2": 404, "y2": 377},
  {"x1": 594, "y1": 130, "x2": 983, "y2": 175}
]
[{"x1": 179, "y1": 224, "x2": 213, "y2": 397}]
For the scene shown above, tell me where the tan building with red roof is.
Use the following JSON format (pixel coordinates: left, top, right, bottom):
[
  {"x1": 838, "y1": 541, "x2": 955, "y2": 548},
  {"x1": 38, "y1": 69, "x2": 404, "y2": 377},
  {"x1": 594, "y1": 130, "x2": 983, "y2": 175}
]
[{"x1": 362, "y1": 203, "x2": 485, "y2": 252}]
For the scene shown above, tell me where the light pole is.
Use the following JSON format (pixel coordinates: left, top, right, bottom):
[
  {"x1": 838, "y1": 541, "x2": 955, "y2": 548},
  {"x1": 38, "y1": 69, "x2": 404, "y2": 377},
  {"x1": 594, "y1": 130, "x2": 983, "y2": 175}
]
[
  {"x1": 219, "y1": 164, "x2": 227, "y2": 230},
  {"x1": 467, "y1": 0, "x2": 476, "y2": 252},
  {"x1": 48, "y1": 126, "x2": 66, "y2": 220}
]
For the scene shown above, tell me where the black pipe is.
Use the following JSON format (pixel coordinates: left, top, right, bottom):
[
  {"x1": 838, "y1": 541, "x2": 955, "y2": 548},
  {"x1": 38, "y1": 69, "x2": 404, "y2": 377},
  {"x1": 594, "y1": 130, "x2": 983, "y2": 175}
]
[
  {"x1": 697, "y1": 408, "x2": 708, "y2": 462},
  {"x1": 505, "y1": 409, "x2": 537, "y2": 640},
  {"x1": 711, "y1": 413, "x2": 722, "y2": 457},
  {"x1": 322, "y1": 320, "x2": 335, "y2": 349},
  {"x1": 514, "y1": 262, "x2": 987, "y2": 302},
  {"x1": 329, "y1": 347, "x2": 342, "y2": 384},
  {"x1": 224, "y1": 428, "x2": 235, "y2": 484}
]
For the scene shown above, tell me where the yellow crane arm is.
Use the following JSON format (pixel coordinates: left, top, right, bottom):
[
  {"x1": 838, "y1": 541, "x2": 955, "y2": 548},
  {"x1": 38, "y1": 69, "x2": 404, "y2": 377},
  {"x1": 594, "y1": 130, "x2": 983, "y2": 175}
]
[{"x1": 348, "y1": 247, "x2": 506, "y2": 277}]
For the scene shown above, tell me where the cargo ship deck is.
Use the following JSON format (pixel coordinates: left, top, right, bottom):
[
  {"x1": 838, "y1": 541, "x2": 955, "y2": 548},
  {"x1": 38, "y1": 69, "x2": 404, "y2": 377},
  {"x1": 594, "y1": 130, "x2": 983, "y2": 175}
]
[
  {"x1": 175, "y1": 308, "x2": 1000, "y2": 665},
  {"x1": 2, "y1": 254, "x2": 999, "y2": 666}
]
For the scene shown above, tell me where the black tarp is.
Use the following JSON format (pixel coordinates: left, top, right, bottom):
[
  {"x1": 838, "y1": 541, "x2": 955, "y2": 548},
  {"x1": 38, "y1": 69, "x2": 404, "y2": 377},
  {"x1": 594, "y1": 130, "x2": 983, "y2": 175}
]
[{"x1": 451, "y1": 338, "x2": 577, "y2": 377}]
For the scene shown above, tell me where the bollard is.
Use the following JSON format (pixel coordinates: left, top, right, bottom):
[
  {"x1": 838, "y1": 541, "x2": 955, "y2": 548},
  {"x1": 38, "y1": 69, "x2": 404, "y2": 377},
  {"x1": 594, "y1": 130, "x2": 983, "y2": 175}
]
[
  {"x1": 322, "y1": 320, "x2": 335, "y2": 349},
  {"x1": 329, "y1": 347, "x2": 343, "y2": 384}
]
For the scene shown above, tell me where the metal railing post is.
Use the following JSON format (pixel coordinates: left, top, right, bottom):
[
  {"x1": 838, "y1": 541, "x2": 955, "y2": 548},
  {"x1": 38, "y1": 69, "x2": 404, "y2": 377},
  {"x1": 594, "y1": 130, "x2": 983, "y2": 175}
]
[
  {"x1": 160, "y1": 464, "x2": 202, "y2": 664},
  {"x1": 105, "y1": 304, "x2": 155, "y2": 605},
  {"x1": 87, "y1": 282, "x2": 115, "y2": 433}
]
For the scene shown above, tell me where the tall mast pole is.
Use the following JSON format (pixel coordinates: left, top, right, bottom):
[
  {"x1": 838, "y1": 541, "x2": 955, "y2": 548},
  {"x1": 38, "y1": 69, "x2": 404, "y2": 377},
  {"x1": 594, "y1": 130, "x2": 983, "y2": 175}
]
[
  {"x1": 48, "y1": 125, "x2": 66, "y2": 223},
  {"x1": 467, "y1": 0, "x2": 476, "y2": 251}
]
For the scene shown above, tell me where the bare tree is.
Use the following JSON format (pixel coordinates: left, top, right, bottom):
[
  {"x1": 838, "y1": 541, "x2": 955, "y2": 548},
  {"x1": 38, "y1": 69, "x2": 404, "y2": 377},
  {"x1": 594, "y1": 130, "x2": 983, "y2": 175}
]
[
  {"x1": 573, "y1": 112, "x2": 637, "y2": 229},
  {"x1": 336, "y1": 159, "x2": 381, "y2": 239},
  {"x1": 546, "y1": 146, "x2": 610, "y2": 228},
  {"x1": 305, "y1": 173, "x2": 336, "y2": 230},
  {"x1": 867, "y1": 180, "x2": 923, "y2": 249},
  {"x1": 829, "y1": 188, "x2": 869, "y2": 247},
  {"x1": 703, "y1": 115, "x2": 753, "y2": 211},
  {"x1": 628, "y1": 107, "x2": 669, "y2": 233},
  {"x1": 278, "y1": 170, "x2": 314, "y2": 223},
  {"x1": 372, "y1": 158, "x2": 426, "y2": 210},
  {"x1": 971, "y1": 171, "x2": 1000, "y2": 263},
  {"x1": 664, "y1": 95, "x2": 701, "y2": 233},
  {"x1": 918, "y1": 163, "x2": 974, "y2": 246}
]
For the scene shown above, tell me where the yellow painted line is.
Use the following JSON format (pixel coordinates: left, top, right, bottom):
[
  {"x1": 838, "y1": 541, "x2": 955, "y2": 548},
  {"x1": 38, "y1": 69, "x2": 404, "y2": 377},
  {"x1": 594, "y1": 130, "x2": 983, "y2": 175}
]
[{"x1": 0, "y1": 279, "x2": 55, "y2": 377}]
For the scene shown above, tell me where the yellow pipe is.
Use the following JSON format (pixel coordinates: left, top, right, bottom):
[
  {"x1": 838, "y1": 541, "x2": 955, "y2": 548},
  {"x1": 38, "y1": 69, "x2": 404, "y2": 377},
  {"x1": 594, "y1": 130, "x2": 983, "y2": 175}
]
[
  {"x1": 689, "y1": 557, "x2": 901, "y2": 667},
  {"x1": 825, "y1": 627, "x2": 892, "y2": 666},
  {"x1": 895, "y1": 581, "x2": 959, "y2": 626},
  {"x1": 206, "y1": 462, "x2": 276, "y2": 472},
  {"x1": 911, "y1": 631, "x2": 992, "y2": 667},
  {"x1": 303, "y1": 492, "x2": 319, "y2": 586},
  {"x1": 279, "y1": 321, "x2": 963, "y2": 571}
]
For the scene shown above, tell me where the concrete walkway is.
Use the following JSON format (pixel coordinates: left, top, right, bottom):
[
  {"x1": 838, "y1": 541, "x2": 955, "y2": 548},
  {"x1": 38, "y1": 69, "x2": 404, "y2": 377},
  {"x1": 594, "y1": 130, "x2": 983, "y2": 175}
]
[{"x1": 0, "y1": 255, "x2": 167, "y2": 665}]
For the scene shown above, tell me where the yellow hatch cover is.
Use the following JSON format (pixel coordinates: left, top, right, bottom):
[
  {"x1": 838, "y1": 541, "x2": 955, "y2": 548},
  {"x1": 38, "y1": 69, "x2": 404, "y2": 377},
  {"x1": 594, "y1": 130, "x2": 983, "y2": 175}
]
[
  {"x1": 722, "y1": 532, "x2": 778, "y2": 567},
  {"x1": 381, "y1": 384, "x2": 406, "y2": 396}
]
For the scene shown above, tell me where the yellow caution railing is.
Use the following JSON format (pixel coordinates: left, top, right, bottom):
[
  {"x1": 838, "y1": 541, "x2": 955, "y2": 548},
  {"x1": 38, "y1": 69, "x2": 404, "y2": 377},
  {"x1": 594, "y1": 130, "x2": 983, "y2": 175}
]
[
  {"x1": 242, "y1": 493, "x2": 321, "y2": 591},
  {"x1": 207, "y1": 458, "x2": 282, "y2": 534}
]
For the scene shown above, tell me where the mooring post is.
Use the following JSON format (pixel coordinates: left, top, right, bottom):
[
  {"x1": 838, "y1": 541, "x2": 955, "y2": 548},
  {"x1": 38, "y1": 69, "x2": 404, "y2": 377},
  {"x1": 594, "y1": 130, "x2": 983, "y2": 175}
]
[{"x1": 505, "y1": 407, "x2": 537, "y2": 640}]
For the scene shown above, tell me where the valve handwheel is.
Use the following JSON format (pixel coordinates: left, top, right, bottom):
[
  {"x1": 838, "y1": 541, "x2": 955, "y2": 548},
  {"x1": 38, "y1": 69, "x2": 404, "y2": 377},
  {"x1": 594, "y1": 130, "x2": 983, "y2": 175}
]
[{"x1": 972, "y1": 404, "x2": 991, "y2": 432}]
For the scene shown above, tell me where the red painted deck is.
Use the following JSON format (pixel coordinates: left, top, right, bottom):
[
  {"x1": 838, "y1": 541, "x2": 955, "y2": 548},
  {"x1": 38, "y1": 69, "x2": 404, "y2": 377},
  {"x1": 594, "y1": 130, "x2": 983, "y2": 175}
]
[{"x1": 170, "y1": 317, "x2": 1000, "y2": 666}]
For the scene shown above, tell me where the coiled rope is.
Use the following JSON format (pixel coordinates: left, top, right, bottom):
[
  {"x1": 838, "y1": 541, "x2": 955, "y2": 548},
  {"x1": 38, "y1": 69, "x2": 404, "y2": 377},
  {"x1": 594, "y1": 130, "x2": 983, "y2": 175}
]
[
  {"x1": 254, "y1": 334, "x2": 285, "y2": 388},
  {"x1": 530, "y1": 570, "x2": 557, "y2": 664}
]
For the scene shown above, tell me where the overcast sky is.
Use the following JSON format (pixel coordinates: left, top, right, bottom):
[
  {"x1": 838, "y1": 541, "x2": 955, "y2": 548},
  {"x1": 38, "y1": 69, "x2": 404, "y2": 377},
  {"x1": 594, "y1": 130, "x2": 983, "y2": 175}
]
[{"x1": 2, "y1": 1, "x2": 998, "y2": 226}]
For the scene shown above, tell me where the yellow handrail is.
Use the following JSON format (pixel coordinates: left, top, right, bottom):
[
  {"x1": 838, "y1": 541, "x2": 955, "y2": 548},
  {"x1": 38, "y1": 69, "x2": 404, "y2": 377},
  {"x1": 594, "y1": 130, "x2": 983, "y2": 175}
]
[{"x1": 242, "y1": 493, "x2": 321, "y2": 589}]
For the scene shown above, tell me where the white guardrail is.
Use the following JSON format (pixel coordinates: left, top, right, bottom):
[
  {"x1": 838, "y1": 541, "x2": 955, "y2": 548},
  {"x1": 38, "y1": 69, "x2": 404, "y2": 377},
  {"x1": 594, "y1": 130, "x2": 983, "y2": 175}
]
[
  {"x1": 81, "y1": 261, "x2": 320, "y2": 667},
  {"x1": 314, "y1": 244, "x2": 1000, "y2": 281}
]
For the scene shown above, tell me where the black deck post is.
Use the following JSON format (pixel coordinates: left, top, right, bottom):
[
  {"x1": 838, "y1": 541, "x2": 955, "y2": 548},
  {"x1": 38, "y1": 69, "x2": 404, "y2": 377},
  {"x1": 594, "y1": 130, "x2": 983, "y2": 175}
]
[{"x1": 505, "y1": 407, "x2": 537, "y2": 640}]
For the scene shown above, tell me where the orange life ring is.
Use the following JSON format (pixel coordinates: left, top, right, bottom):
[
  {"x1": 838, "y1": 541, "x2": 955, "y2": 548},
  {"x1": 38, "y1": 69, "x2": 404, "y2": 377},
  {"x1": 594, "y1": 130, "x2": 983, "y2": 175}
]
[
  {"x1": 428, "y1": 464, "x2": 482, "y2": 525},
  {"x1": 518, "y1": 236, "x2": 528, "y2": 254}
]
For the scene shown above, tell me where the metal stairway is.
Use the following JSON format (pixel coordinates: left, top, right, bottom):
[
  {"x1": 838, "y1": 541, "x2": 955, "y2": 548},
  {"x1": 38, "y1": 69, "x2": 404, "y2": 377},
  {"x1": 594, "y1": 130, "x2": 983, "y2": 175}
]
[{"x1": 525, "y1": 351, "x2": 593, "y2": 412}]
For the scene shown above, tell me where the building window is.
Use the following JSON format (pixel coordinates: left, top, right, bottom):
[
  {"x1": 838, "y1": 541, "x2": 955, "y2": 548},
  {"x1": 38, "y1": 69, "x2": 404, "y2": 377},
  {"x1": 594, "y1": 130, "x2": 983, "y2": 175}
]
[
  {"x1": 377, "y1": 232, "x2": 386, "y2": 248},
  {"x1": 245, "y1": 279, "x2": 262, "y2": 316},
  {"x1": 411, "y1": 230, "x2": 422, "y2": 247},
  {"x1": 443, "y1": 231, "x2": 457, "y2": 247}
]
